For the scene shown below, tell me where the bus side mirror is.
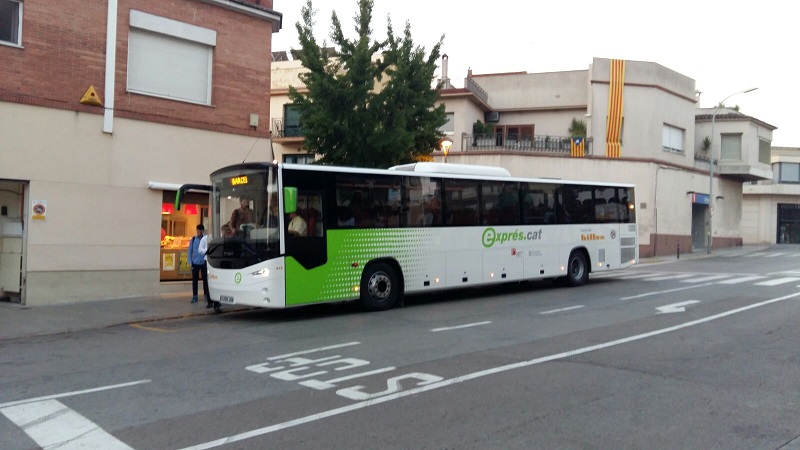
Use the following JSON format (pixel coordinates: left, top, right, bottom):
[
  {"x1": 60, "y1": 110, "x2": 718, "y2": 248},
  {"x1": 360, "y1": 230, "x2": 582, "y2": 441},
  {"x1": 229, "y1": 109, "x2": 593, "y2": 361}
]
[{"x1": 284, "y1": 187, "x2": 297, "y2": 214}]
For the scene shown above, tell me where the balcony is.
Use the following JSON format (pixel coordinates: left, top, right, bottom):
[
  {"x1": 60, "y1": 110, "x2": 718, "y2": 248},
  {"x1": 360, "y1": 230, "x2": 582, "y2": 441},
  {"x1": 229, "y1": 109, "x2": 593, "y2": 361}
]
[
  {"x1": 462, "y1": 134, "x2": 593, "y2": 156},
  {"x1": 271, "y1": 118, "x2": 304, "y2": 142},
  {"x1": 693, "y1": 153, "x2": 772, "y2": 182}
]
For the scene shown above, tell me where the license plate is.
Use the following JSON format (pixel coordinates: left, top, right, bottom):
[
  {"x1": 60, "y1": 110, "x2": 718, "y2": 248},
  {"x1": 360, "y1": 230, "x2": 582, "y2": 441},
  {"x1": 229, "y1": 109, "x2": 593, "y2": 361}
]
[{"x1": 219, "y1": 295, "x2": 234, "y2": 304}]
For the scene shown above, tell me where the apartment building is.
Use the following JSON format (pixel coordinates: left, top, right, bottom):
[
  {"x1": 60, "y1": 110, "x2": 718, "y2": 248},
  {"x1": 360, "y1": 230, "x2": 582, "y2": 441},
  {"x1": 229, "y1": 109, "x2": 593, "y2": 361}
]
[
  {"x1": 742, "y1": 146, "x2": 800, "y2": 244},
  {"x1": 0, "y1": 0, "x2": 281, "y2": 305},
  {"x1": 269, "y1": 56, "x2": 776, "y2": 258}
]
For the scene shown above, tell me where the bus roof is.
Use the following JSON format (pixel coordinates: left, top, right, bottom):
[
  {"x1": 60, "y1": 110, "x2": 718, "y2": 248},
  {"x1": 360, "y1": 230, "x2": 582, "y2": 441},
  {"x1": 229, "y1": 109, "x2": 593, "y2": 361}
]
[
  {"x1": 388, "y1": 162, "x2": 511, "y2": 177},
  {"x1": 218, "y1": 162, "x2": 634, "y2": 188}
]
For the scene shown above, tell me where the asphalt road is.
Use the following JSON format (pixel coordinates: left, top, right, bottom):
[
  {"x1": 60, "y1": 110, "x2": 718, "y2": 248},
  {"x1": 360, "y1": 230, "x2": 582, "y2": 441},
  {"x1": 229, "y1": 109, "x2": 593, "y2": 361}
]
[{"x1": 2, "y1": 246, "x2": 800, "y2": 449}]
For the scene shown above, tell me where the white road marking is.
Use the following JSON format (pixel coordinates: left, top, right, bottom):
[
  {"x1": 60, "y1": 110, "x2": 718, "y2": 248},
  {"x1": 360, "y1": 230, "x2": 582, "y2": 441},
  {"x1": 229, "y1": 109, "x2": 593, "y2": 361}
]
[
  {"x1": 431, "y1": 321, "x2": 492, "y2": 332},
  {"x1": 716, "y1": 275, "x2": 768, "y2": 284},
  {"x1": 620, "y1": 283, "x2": 713, "y2": 300},
  {"x1": 267, "y1": 342, "x2": 360, "y2": 360},
  {"x1": 0, "y1": 379, "x2": 152, "y2": 409},
  {"x1": 540, "y1": 305, "x2": 585, "y2": 315},
  {"x1": 744, "y1": 252, "x2": 769, "y2": 257},
  {"x1": 1, "y1": 399, "x2": 133, "y2": 449},
  {"x1": 763, "y1": 252, "x2": 787, "y2": 258},
  {"x1": 642, "y1": 274, "x2": 694, "y2": 281},
  {"x1": 656, "y1": 300, "x2": 700, "y2": 314},
  {"x1": 679, "y1": 274, "x2": 731, "y2": 283},
  {"x1": 0, "y1": 380, "x2": 150, "y2": 449},
  {"x1": 587, "y1": 272, "x2": 622, "y2": 279},
  {"x1": 615, "y1": 272, "x2": 658, "y2": 279},
  {"x1": 177, "y1": 291, "x2": 800, "y2": 450},
  {"x1": 767, "y1": 270, "x2": 800, "y2": 276},
  {"x1": 299, "y1": 367, "x2": 397, "y2": 390},
  {"x1": 754, "y1": 277, "x2": 800, "y2": 287}
]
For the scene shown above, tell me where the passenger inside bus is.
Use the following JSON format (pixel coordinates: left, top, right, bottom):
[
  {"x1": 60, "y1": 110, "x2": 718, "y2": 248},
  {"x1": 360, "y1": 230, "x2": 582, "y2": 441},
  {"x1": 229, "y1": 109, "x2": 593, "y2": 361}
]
[
  {"x1": 288, "y1": 211, "x2": 307, "y2": 236},
  {"x1": 230, "y1": 196, "x2": 254, "y2": 236},
  {"x1": 259, "y1": 193, "x2": 279, "y2": 228}
]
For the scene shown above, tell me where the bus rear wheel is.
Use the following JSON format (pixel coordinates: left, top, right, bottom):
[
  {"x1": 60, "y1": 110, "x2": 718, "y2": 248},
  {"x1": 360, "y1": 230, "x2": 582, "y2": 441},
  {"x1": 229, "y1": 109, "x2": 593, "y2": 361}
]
[
  {"x1": 564, "y1": 250, "x2": 589, "y2": 287},
  {"x1": 359, "y1": 262, "x2": 400, "y2": 311}
]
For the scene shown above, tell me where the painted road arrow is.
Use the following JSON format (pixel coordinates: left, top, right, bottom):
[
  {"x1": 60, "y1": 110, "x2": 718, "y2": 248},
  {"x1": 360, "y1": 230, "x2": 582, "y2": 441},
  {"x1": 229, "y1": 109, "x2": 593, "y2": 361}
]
[{"x1": 656, "y1": 300, "x2": 700, "y2": 314}]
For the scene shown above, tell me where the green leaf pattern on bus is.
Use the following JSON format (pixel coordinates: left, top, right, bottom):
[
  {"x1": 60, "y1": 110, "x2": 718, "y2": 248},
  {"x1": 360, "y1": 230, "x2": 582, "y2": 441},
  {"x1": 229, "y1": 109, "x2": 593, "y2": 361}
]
[{"x1": 284, "y1": 229, "x2": 438, "y2": 305}]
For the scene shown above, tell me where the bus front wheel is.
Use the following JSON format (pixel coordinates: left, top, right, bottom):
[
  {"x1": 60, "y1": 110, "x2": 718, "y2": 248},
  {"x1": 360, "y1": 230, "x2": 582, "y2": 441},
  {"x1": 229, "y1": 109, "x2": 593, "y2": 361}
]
[
  {"x1": 359, "y1": 262, "x2": 400, "y2": 311},
  {"x1": 564, "y1": 251, "x2": 589, "y2": 287}
]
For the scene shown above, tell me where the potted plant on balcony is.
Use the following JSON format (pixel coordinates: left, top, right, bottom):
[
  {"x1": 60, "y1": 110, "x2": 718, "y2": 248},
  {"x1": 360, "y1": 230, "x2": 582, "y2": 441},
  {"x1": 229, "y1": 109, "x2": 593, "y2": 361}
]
[
  {"x1": 473, "y1": 120, "x2": 495, "y2": 147},
  {"x1": 568, "y1": 118, "x2": 588, "y2": 154},
  {"x1": 701, "y1": 136, "x2": 711, "y2": 152}
]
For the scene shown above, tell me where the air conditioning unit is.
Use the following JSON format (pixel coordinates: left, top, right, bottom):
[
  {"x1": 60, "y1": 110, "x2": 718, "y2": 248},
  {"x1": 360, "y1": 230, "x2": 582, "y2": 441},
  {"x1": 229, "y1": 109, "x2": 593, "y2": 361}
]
[{"x1": 485, "y1": 111, "x2": 500, "y2": 122}]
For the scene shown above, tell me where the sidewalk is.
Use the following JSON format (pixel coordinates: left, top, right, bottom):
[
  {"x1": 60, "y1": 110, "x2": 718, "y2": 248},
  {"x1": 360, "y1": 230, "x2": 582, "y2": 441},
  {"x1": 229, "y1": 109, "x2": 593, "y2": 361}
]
[
  {"x1": 0, "y1": 245, "x2": 768, "y2": 341},
  {"x1": 0, "y1": 293, "x2": 253, "y2": 341}
]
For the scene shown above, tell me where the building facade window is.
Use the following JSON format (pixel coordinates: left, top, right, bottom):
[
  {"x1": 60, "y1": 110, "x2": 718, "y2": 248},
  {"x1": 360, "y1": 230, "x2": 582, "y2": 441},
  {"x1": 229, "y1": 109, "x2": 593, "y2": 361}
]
[
  {"x1": 127, "y1": 10, "x2": 216, "y2": 105},
  {"x1": 778, "y1": 163, "x2": 800, "y2": 183},
  {"x1": 720, "y1": 133, "x2": 742, "y2": 161},
  {"x1": 283, "y1": 154, "x2": 315, "y2": 164},
  {"x1": 0, "y1": 0, "x2": 22, "y2": 46},
  {"x1": 283, "y1": 104, "x2": 302, "y2": 137},
  {"x1": 758, "y1": 139, "x2": 771, "y2": 164},
  {"x1": 661, "y1": 124, "x2": 684, "y2": 154},
  {"x1": 439, "y1": 112, "x2": 454, "y2": 134}
]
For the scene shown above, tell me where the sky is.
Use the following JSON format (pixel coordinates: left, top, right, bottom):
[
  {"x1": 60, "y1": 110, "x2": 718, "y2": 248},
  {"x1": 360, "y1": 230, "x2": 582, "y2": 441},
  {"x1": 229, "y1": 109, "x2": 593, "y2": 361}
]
[{"x1": 271, "y1": 0, "x2": 798, "y2": 147}]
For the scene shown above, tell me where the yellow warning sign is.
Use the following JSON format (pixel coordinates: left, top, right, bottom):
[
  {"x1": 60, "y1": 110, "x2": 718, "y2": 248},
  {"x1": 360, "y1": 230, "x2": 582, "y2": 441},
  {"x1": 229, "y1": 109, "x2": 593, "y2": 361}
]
[{"x1": 80, "y1": 85, "x2": 103, "y2": 106}]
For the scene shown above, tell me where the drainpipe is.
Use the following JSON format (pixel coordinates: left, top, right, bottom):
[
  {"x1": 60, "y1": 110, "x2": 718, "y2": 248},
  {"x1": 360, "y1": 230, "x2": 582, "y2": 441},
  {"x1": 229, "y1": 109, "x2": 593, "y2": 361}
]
[{"x1": 103, "y1": 0, "x2": 118, "y2": 134}]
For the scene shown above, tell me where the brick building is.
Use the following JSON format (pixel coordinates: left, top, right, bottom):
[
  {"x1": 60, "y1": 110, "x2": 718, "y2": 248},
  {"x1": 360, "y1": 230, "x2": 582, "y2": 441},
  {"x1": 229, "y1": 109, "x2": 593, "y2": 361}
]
[{"x1": 0, "y1": 0, "x2": 281, "y2": 305}]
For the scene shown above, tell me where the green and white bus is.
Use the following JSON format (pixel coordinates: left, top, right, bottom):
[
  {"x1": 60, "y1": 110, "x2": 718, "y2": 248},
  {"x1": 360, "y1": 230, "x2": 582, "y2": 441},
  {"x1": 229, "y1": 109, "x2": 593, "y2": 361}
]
[{"x1": 179, "y1": 162, "x2": 637, "y2": 311}]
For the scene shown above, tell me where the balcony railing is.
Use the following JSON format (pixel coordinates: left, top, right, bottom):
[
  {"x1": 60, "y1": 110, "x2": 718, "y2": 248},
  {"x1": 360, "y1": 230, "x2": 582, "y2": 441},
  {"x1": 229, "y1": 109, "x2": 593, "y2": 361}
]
[
  {"x1": 464, "y1": 77, "x2": 489, "y2": 105},
  {"x1": 462, "y1": 134, "x2": 593, "y2": 156},
  {"x1": 271, "y1": 118, "x2": 303, "y2": 138}
]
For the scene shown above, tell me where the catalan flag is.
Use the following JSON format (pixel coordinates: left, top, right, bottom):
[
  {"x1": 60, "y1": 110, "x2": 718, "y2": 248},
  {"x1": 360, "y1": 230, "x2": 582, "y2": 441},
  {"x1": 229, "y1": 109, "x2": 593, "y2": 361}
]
[
  {"x1": 606, "y1": 59, "x2": 625, "y2": 158},
  {"x1": 570, "y1": 137, "x2": 585, "y2": 157}
]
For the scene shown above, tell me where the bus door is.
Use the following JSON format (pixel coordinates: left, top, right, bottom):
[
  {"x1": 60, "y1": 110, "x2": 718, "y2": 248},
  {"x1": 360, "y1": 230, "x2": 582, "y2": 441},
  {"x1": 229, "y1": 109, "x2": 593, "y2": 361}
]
[{"x1": 283, "y1": 169, "x2": 327, "y2": 270}]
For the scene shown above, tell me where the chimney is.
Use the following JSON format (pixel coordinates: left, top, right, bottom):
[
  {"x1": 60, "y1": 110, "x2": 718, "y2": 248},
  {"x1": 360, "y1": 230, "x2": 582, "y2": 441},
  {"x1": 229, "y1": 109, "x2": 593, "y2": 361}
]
[{"x1": 441, "y1": 54, "x2": 450, "y2": 88}]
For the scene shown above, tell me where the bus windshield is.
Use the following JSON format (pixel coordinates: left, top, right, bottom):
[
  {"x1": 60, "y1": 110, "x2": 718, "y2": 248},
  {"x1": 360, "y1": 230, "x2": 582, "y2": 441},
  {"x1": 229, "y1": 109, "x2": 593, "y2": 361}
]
[{"x1": 208, "y1": 165, "x2": 280, "y2": 268}]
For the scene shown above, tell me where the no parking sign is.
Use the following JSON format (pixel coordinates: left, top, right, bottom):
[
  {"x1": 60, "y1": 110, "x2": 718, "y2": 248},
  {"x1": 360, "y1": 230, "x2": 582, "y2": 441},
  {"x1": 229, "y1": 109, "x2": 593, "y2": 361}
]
[{"x1": 32, "y1": 200, "x2": 47, "y2": 220}]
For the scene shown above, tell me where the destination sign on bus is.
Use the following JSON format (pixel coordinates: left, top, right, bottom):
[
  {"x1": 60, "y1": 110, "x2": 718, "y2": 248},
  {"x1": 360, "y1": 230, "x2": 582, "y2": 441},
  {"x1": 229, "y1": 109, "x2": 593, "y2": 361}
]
[{"x1": 229, "y1": 175, "x2": 249, "y2": 186}]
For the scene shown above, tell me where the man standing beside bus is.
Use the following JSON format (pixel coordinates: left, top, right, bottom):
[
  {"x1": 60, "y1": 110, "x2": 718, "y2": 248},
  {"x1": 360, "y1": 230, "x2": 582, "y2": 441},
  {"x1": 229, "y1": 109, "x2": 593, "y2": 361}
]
[{"x1": 188, "y1": 224, "x2": 211, "y2": 307}]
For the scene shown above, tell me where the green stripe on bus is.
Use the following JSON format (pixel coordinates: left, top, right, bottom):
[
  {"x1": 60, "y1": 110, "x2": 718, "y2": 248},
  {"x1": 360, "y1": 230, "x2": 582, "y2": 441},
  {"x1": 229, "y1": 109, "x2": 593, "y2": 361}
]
[{"x1": 284, "y1": 229, "x2": 437, "y2": 305}]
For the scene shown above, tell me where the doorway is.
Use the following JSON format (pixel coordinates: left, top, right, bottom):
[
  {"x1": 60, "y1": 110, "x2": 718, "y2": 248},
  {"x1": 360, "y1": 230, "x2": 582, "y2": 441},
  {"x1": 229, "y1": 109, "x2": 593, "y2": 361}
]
[
  {"x1": 777, "y1": 203, "x2": 800, "y2": 244},
  {"x1": 691, "y1": 203, "x2": 707, "y2": 250},
  {"x1": 0, "y1": 180, "x2": 27, "y2": 303}
]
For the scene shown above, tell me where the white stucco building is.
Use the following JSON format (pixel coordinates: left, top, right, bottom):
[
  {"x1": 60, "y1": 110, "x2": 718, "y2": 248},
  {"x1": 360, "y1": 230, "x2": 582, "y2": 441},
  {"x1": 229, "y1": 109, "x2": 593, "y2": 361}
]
[
  {"x1": 270, "y1": 56, "x2": 776, "y2": 257},
  {"x1": 742, "y1": 146, "x2": 800, "y2": 244}
]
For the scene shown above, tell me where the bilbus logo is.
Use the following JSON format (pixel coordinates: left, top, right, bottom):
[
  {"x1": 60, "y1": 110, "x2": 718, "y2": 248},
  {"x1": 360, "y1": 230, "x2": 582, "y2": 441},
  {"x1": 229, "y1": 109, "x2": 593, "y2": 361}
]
[{"x1": 581, "y1": 233, "x2": 605, "y2": 241}]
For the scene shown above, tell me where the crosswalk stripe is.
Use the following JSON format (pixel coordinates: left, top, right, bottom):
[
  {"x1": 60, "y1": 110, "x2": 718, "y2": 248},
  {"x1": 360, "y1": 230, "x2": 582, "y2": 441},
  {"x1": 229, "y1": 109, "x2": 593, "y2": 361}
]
[
  {"x1": 763, "y1": 253, "x2": 787, "y2": 258},
  {"x1": 680, "y1": 274, "x2": 732, "y2": 283},
  {"x1": 754, "y1": 277, "x2": 800, "y2": 286},
  {"x1": 1, "y1": 399, "x2": 133, "y2": 450},
  {"x1": 717, "y1": 275, "x2": 768, "y2": 284},
  {"x1": 643, "y1": 274, "x2": 695, "y2": 281},
  {"x1": 616, "y1": 273, "x2": 658, "y2": 280}
]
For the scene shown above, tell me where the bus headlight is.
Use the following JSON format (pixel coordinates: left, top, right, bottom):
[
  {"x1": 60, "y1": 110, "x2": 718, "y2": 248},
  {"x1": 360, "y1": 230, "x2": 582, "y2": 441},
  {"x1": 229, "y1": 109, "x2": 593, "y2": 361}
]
[{"x1": 252, "y1": 268, "x2": 270, "y2": 277}]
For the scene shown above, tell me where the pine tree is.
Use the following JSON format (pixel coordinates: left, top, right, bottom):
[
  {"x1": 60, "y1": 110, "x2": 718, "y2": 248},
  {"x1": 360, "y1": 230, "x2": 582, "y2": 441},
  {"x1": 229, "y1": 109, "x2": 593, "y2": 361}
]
[{"x1": 288, "y1": 0, "x2": 446, "y2": 168}]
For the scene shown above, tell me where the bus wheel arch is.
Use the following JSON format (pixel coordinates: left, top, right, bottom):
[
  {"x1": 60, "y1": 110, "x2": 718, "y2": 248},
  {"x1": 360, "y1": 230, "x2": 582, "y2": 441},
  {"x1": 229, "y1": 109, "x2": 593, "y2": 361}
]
[{"x1": 359, "y1": 259, "x2": 404, "y2": 311}]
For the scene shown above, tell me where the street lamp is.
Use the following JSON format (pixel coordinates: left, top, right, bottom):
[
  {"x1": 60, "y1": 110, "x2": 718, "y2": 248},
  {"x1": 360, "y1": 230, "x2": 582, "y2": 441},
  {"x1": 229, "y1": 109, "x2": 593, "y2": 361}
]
[
  {"x1": 706, "y1": 87, "x2": 757, "y2": 254},
  {"x1": 439, "y1": 137, "x2": 453, "y2": 163}
]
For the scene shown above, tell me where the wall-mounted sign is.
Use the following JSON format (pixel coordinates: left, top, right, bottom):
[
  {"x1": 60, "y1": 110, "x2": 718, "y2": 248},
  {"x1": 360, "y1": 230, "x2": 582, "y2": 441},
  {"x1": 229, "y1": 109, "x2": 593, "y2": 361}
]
[
  {"x1": 692, "y1": 193, "x2": 710, "y2": 205},
  {"x1": 32, "y1": 200, "x2": 47, "y2": 220}
]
